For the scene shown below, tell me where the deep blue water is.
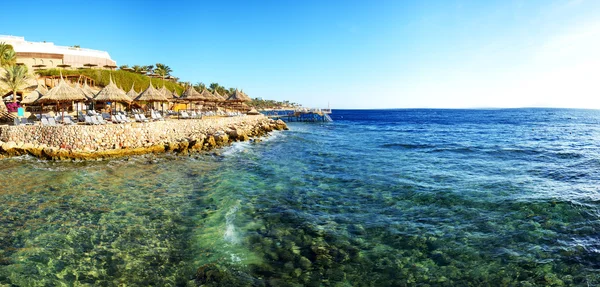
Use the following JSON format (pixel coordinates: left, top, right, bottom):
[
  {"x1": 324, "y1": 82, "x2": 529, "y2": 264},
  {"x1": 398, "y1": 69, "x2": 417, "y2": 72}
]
[{"x1": 1, "y1": 109, "x2": 600, "y2": 286}]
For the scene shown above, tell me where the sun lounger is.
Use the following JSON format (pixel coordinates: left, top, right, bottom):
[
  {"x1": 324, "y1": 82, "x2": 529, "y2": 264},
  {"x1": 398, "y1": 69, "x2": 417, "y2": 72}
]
[
  {"x1": 48, "y1": 117, "x2": 58, "y2": 126},
  {"x1": 61, "y1": 116, "x2": 76, "y2": 125},
  {"x1": 96, "y1": 115, "x2": 107, "y2": 124},
  {"x1": 84, "y1": 116, "x2": 94, "y2": 125},
  {"x1": 139, "y1": 114, "x2": 149, "y2": 122},
  {"x1": 90, "y1": 116, "x2": 101, "y2": 125}
]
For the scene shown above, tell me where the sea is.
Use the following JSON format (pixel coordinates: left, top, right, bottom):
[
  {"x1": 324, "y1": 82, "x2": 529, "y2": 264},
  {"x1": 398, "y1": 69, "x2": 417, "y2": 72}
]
[{"x1": 0, "y1": 108, "x2": 599, "y2": 286}]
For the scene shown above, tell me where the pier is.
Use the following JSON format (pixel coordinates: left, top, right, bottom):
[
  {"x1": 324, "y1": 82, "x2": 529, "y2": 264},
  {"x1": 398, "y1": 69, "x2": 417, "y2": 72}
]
[{"x1": 262, "y1": 109, "x2": 332, "y2": 122}]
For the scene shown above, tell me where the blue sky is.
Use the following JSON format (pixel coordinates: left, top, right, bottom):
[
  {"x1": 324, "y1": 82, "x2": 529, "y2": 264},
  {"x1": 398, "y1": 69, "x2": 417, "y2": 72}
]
[{"x1": 2, "y1": 0, "x2": 600, "y2": 109}]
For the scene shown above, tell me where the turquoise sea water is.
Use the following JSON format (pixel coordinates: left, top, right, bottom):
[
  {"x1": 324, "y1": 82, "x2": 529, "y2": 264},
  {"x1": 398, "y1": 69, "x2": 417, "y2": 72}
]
[{"x1": 1, "y1": 109, "x2": 600, "y2": 286}]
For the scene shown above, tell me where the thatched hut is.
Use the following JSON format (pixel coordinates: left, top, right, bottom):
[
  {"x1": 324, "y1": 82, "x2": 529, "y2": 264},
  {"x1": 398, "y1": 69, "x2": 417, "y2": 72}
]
[
  {"x1": 227, "y1": 89, "x2": 252, "y2": 111},
  {"x1": 126, "y1": 84, "x2": 139, "y2": 100},
  {"x1": 38, "y1": 74, "x2": 88, "y2": 116},
  {"x1": 179, "y1": 86, "x2": 206, "y2": 111},
  {"x1": 94, "y1": 75, "x2": 132, "y2": 113},
  {"x1": 134, "y1": 80, "x2": 168, "y2": 111}
]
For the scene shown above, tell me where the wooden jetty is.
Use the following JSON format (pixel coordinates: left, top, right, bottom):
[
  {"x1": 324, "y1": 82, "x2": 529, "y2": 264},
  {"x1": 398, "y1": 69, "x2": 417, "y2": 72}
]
[{"x1": 263, "y1": 109, "x2": 332, "y2": 122}]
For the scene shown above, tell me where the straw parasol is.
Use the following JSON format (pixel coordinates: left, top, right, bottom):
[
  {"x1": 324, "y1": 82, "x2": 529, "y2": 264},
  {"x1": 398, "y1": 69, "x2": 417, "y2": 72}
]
[
  {"x1": 84, "y1": 63, "x2": 98, "y2": 69},
  {"x1": 95, "y1": 75, "x2": 132, "y2": 105},
  {"x1": 126, "y1": 84, "x2": 139, "y2": 100},
  {"x1": 57, "y1": 64, "x2": 71, "y2": 69},
  {"x1": 38, "y1": 73, "x2": 87, "y2": 118},
  {"x1": 134, "y1": 80, "x2": 169, "y2": 113},
  {"x1": 20, "y1": 83, "x2": 47, "y2": 105},
  {"x1": 178, "y1": 86, "x2": 207, "y2": 110},
  {"x1": 81, "y1": 79, "x2": 96, "y2": 100},
  {"x1": 159, "y1": 85, "x2": 173, "y2": 100},
  {"x1": 212, "y1": 90, "x2": 226, "y2": 102},
  {"x1": 227, "y1": 89, "x2": 252, "y2": 110}
]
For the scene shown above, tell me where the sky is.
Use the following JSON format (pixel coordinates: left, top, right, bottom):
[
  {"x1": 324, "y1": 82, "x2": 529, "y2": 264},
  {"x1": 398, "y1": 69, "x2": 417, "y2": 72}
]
[{"x1": 2, "y1": 0, "x2": 600, "y2": 109}]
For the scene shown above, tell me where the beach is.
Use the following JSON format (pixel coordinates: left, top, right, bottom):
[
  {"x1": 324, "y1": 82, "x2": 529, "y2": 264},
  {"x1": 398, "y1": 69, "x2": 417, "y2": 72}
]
[{"x1": 0, "y1": 115, "x2": 287, "y2": 160}]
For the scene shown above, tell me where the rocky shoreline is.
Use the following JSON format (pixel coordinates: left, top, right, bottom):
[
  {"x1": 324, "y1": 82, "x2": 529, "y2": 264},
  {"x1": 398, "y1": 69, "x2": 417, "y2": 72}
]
[{"x1": 0, "y1": 115, "x2": 287, "y2": 160}]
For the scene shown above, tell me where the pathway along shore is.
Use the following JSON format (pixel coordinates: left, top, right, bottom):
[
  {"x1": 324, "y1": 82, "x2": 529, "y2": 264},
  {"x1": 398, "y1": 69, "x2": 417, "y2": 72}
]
[{"x1": 0, "y1": 115, "x2": 288, "y2": 160}]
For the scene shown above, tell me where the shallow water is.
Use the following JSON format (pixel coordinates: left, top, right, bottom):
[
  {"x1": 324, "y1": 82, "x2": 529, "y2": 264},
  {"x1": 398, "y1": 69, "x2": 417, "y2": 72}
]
[{"x1": 1, "y1": 109, "x2": 600, "y2": 286}]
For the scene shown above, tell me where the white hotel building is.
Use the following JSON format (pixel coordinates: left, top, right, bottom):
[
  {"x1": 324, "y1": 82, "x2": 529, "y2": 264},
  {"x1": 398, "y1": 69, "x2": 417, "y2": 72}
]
[{"x1": 0, "y1": 35, "x2": 117, "y2": 70}]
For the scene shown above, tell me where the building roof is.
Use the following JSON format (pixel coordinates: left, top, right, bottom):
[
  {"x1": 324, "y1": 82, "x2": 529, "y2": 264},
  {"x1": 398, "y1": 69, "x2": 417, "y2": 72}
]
[{"x1": 0, "y1": 35, "x2": 116, "y2": 65}]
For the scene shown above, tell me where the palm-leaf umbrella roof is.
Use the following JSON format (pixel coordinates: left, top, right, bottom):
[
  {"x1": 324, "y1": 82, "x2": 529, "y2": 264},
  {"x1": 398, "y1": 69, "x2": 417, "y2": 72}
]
[
  {"x1": 80, "y1": 79, "x2": 96, "y2": 99},
  {"x1": 37, "y1": 83, "x2": 49, "y2": 96},
  {"x1": 180, "y1": 86, "x2": 206, "y2": 102},
  {"x1": 126, "y1": 84, "x2": 139, "y2": 100},
  {"x1": 21, "y1": 90, "x2": 43, "y2": 105},
  {"x1": 39, "y1": 74, "x2": 87, "y2": 103},
  {"x1": 211, "y1": 90, "x2": 225, "y2": 102},
  {"x1": 159, "y1": 85, "x2": 174, "y2": 101},
  {"x1": 21, "y1": 82, "x2": 49, "y2": 105},
  {"x1": 134, "y1": 80, "x2": 168, "y2": 102},
  {"x1": 227, "y1": 89, "x2": 251, "y2": 102},
  {"x1": 199, "y1": 88, "x2": 216, "y2": 101},
  {"x1": 171, "y1": 89, "x2": 179, "y2": 99},
  {"x1": 95, "y1": 75, "x2": 132, "y2": 103}
]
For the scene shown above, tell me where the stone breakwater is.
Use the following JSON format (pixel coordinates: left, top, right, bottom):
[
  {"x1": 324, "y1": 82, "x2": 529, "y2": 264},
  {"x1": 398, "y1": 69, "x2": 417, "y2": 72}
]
[{"x1": 0, "y1": 115, "x2": 288, "y2": 160}]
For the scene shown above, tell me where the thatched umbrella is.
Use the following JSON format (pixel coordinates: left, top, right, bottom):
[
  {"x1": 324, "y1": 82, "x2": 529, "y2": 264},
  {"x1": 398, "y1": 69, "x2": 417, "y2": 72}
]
[
  {"x1": 57, "y1": 64, "x2": 71, "y2": 69},
  {"x1": 38, "y1": 73, "x2": 87, "y2": 119},
  {"x1": 84, "y1": 63, "x2": 98, "y2": 69},
  {"x1": 134, "y1": 80, "x2": 168, "y2": 112},
  {"x1": 227, "y1": 89, "x2": 251, "y2": 111},
  {"x1": 95, "y1": 75, "x2": 132, "y2": 114},
  {"x1": 103, "y1": 65, "x2": 117, "y2": 70},
  {"x1": 126, "y1": 84, "x2": 139, "y2": 100},
  {"x1": 80, "y1": 79, "x2": 96, "y2": 99},
  {"x1": 179, "y1": 86, "x2": 206, "y2": 111}
]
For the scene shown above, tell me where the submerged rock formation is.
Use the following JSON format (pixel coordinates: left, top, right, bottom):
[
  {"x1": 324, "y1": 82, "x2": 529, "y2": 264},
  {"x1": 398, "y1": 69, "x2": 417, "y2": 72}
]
[{"x1": 0, "y1": 115, "x2": 287, "y2": 160}]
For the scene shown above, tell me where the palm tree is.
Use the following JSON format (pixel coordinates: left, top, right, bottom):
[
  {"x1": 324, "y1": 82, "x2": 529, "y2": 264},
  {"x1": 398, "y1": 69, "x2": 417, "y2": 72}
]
[
  {"x1": 0, "y1": 42, "x2": 16, "y2": 67},
  {"x1": 132, "y1": 65, "x2": 144, "y2": 73},
  {"x1": 1, "y1": 65, "x2": 30, "y2": 103},
  {"x1": 154, "y1": 63, "x2": 172, "y2": 78},
  {"x1": 194, "y1": 82, "x2": 206, "y2": 92},
  {"x1": 144, "y1": 65, "x2": 154, "y2": 74},
  {"x1": 209, "y1": 82, "x2": 220, "y2": 93}
]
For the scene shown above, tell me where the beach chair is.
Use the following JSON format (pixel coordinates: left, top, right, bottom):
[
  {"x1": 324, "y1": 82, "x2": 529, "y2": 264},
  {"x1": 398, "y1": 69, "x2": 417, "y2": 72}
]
[
  {"x1": 139, "y1": 114, "x2": 149, "y2": 122},
  {"x1": 134, "y1": 114, "x2": 143, "y2": 122},
  {"x1": 13, "y1": 118, "x2": 21, "y2": 126},
  {"x1": 97, "y1": 115, "x2": 108, "y2": 124},
  {"x1": 116, "y1": 114, "x2": 126, "y2": 123},
  {"x1": 84, "y1": 116, "x2": 94, "y2": 125},
  {"x1": 48, "y1": 117, "x2": 58, "y2": 126},
  {"x1": 41, "y1": 117, "x2": 50, "y2": 126},
  {"x1": 111, "y1": 115, "x2": 120, "y2": 123},
  {"x1": 91, "y1": 116, "x2": 101, "y2": 125},
  {"x1": 63, "y1": 116, "x2": 76, "y2": 125}
]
